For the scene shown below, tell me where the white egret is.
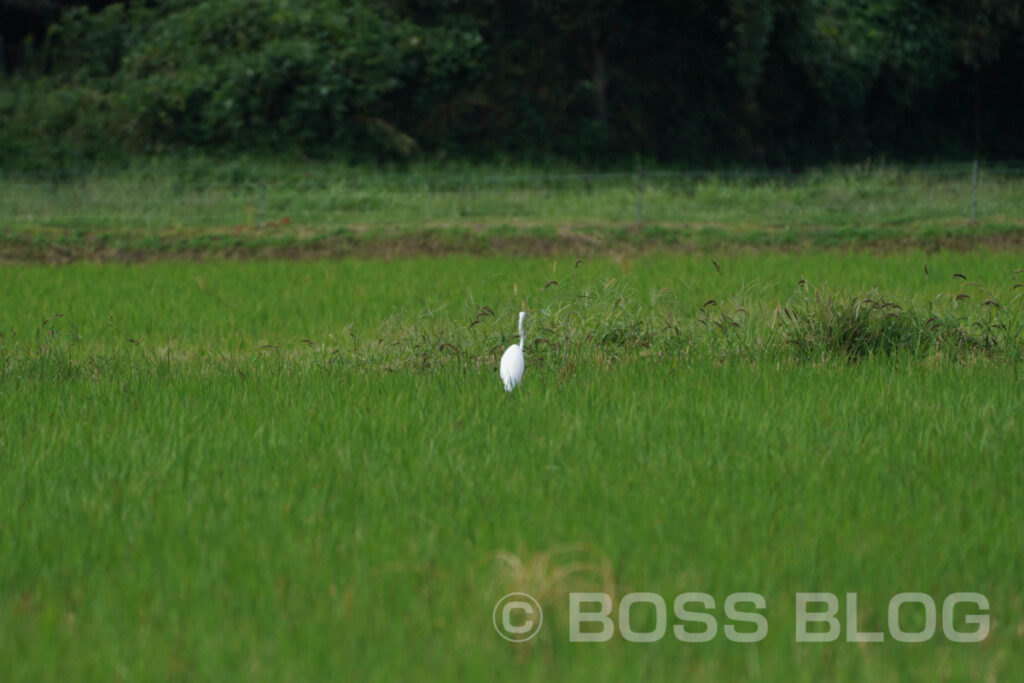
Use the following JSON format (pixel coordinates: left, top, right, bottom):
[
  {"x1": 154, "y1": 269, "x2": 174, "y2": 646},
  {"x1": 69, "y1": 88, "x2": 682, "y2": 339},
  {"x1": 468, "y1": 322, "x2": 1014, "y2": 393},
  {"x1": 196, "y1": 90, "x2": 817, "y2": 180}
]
[{"x1": 499, "y1": 311, "x2": 526, "y2": 392}]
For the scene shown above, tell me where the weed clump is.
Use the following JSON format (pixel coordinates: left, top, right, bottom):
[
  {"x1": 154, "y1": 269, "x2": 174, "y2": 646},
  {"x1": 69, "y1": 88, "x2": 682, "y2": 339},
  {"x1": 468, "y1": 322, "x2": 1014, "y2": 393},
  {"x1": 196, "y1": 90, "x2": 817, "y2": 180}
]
[{"x1": 778, "y1": 289, "x2": 1019, "y2": 362}]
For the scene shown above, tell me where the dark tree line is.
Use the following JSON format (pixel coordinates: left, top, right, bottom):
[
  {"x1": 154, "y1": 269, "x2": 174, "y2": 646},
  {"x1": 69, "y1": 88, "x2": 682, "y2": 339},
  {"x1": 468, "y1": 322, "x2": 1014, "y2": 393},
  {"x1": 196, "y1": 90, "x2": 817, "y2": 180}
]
[{"x1": 1, "y1": 0, "x2": 1022, "y2": 168}]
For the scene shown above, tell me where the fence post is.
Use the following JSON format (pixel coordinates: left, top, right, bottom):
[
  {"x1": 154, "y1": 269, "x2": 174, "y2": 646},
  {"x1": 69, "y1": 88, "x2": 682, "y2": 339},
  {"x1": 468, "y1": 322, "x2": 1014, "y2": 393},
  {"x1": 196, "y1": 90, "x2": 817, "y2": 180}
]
[
  {"x1": 636, "y1": 164, "x2": 644, "y2": 226},
  {"x1": 970, "y1": 160, "x2": 978, "y2": 222},
  {"x1": 258, "y1": 181, "x2": 266, "y2": 230}
]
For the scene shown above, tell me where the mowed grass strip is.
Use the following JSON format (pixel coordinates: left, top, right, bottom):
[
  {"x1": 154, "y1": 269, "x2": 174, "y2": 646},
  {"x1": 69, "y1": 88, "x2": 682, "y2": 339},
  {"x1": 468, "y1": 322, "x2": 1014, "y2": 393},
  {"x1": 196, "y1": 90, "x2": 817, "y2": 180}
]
[{"x1": 2, "y1": 161, "x2": 1023, "y2": 257}]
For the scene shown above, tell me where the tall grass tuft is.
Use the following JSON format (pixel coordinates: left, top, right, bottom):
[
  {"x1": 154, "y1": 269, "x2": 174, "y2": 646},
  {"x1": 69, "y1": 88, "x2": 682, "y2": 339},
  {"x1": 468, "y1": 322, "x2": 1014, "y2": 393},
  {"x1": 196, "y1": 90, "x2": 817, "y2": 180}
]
[{"x1": 778, "y1": 288, "x2": 1023, "y2": 362}]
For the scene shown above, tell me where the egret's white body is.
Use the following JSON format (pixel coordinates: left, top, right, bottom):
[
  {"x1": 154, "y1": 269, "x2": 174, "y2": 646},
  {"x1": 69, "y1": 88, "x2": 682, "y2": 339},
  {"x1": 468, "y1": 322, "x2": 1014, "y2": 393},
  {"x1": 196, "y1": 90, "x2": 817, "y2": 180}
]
[{"x1": 499, "y1": 311, "x2": 526, "y2": 392}]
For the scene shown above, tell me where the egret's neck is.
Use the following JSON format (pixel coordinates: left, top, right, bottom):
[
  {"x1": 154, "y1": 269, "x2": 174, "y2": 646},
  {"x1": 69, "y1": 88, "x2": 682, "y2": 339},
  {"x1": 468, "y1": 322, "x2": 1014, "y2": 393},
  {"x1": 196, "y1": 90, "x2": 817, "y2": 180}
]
[{"x1": 518, "y1": 316, "x2": 525, "y2": 346}]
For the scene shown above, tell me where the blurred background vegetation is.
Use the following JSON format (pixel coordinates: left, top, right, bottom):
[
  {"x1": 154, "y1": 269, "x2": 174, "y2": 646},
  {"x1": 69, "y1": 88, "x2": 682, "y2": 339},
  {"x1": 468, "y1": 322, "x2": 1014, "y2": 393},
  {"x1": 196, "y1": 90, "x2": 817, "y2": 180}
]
[{"x1": 1, "y1": 0, "x2": 1022, "y2": 170}]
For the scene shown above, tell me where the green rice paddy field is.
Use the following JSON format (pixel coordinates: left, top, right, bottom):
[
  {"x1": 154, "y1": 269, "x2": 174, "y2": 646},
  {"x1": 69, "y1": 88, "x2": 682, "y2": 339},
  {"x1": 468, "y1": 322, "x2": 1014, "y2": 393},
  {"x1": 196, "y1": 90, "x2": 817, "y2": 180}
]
[{"x1": 2, "y1": 166, "x2": 1024, "y2": 681}]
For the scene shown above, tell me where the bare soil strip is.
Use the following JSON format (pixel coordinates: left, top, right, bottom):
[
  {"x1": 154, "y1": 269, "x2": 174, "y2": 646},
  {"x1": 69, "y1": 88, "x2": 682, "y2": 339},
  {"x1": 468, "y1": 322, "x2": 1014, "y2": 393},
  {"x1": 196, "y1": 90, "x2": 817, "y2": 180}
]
[{"x1": 3, "y1": 221, "x2": 1024, "y2": 264}]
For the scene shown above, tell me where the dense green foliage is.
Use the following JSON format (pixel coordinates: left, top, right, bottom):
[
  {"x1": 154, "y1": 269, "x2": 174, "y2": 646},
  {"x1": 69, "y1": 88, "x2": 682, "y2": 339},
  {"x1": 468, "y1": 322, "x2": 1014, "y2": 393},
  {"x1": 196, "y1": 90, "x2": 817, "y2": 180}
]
[{"x1": 2, "y1": 0, "x2": 1023, "y2": 167}]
